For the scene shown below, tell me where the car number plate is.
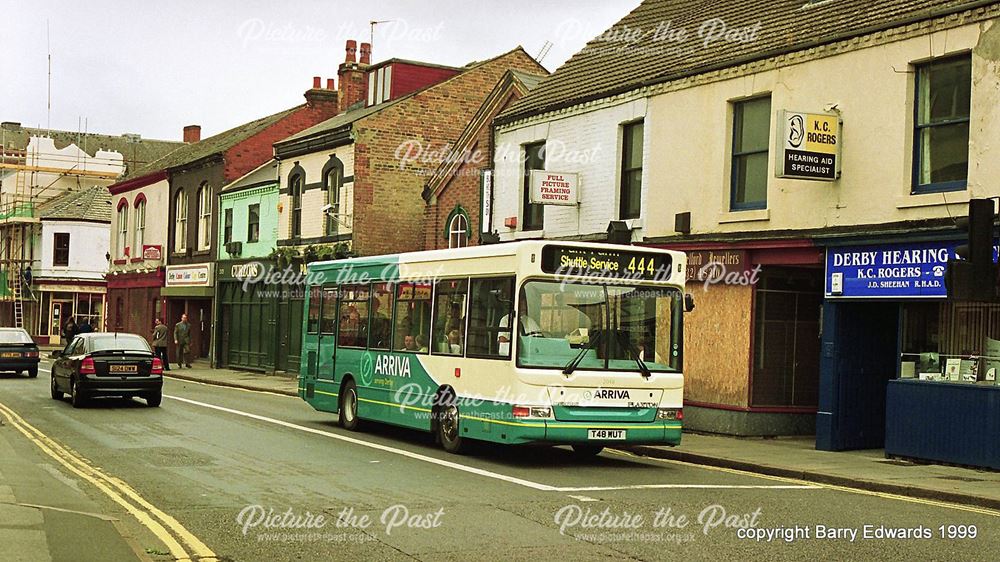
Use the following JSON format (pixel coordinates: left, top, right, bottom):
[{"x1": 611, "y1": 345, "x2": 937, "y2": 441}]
[
  {"x1": 1, "y1": 352, "x2": 21, "y2": 358},
  {"x1": 588, "y1": 429, "x2": 626, "y2": 440},
  {"x1": 109, "y1": 364, "x2": 139, "y2": 373}
]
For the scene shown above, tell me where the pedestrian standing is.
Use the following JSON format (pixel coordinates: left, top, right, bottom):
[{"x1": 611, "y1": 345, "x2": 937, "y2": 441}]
[
  {"x1": 62, "y1": 316, "x2": 79, "y2": 341},
  {"x1": 152, "y1": 318, "x2": 171, "y2": 371},
  {"x1": 174, "y1": 313, "x2": 193, "y2": 368}
]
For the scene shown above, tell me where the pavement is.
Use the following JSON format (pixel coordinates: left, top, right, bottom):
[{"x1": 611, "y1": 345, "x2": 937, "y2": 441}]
[{"x1": 163, "y1": 364, "x2": 1000, "y2": 511}]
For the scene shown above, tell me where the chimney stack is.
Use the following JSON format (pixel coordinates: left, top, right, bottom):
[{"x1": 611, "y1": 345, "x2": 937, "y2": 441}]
[
  {"x1": 359, "y1": 43, "x2": 371, "y2": 65},
  {"x1": 183, "y1": 125, "x2": 201, "y2": 143},
  {"x1": 304, "y1": 77, "x2": 339, "y2": 109},
  {"x1": 338, "y1": 39, "x2": 370, "y2": 111},
  {"x1": 326, "y1": 78, "x2": 335, "y2": 90},
  {"x1": 313, "y1": 76, "x2": 322, "y2": 89}
]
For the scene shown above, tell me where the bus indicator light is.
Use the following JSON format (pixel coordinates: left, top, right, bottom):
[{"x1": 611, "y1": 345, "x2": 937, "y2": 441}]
[{"x1": 454, "y1": 368, "x2": 461, "y2": 378}]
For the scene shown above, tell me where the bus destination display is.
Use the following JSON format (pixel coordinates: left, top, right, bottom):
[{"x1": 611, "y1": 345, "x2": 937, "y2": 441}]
[{"x1": 540, "y1": 245, "x2": 672, "y2": 280}]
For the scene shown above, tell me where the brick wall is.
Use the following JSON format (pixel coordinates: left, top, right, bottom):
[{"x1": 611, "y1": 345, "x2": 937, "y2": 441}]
[{"x1": 352, "y1": 48, "x2": 545, "y2": 256}]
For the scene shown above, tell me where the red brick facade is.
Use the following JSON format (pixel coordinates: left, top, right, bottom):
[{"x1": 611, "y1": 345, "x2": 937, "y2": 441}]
[{"x1": 351, "y1": 48, "x2": 545, "y2": 256}]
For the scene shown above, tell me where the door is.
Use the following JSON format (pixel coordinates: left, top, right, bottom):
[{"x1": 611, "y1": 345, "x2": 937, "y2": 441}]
[
  {"x1": 49, "y1": 300, "x2": 73, "y2": 345},
  {"x1": 276, "y1": 300, "x2": 289, "y2": 371}
]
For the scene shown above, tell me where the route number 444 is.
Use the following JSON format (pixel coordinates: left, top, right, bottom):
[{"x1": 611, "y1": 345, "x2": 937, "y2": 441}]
[{"x1": 627, "y1": 257, "x2": 655, "y2": 275}]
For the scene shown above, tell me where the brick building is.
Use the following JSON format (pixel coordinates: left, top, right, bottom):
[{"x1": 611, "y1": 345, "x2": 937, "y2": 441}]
[{"x1": 421, "y1": 70, "x2": 544, "y2": 250}]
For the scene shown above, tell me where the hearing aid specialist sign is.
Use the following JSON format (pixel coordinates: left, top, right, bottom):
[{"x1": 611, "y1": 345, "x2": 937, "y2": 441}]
[
  {"x1": 825, "y1": 241, "x2": 1000, "y2": 298},
  {"x1": 777, "y1": 110, "x2": 840, "y2": 181}
]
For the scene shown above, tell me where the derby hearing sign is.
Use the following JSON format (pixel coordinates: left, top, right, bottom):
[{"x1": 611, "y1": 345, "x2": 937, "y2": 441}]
[
  {"x1": 777, "y1": 110, "x2": 840, "y2": 181},
  {"x1": 529, "y1": 170, "x2": 579, "y2": 205}
]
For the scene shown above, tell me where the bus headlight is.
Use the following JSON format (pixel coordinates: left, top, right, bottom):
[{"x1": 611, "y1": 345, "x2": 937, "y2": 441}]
[
  {"x1": 512, "y1": 405, "x2": 553, "y2": 419},
  {"x1": 656, "y1": 408, "x2": 682, "y2": 420}
]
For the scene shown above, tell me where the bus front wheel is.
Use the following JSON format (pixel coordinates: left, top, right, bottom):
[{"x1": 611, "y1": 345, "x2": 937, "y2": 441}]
[
  {"x1": 436, "y1": 396, "x2": 466, "y2": 454},
  {"x1": 339, "y1": 379, "x2": 363, "y2": 431}
]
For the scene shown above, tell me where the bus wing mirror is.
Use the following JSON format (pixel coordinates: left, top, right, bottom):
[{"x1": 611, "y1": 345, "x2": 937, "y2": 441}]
[{"x1": 684, "y1": 293, "x2": 695, "y2": 312}]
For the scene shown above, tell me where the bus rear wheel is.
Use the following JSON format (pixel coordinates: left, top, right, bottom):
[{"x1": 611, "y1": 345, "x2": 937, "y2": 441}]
[
  {"x1": 339, "y1": 379, "x2": 363, "y2": 431},
  {"x1": 436, "y1": 398, "x2": 466, "y2": 454}
]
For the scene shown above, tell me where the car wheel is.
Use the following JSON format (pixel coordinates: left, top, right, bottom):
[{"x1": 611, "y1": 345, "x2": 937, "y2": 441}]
[
  {"x1": 339, "y1": 379, "x2": 363, "y2": 431},
  {"x1": 437, "y1": 395, "x2": 466, "y2": 454},
  {"x1": 50, "y1": 376, "x2": 63, "y2": 400},
  {"x1": 70, "y1": 378, "x2": 87, "y2": 408},
  {"x1": 145, "y1": 392, "x2": 162, "y2": 407},
  {"x1": 27, "y1": 367, "x2": 38, "y2": 378},
  {"x1": 571, "y1": 444, "x2": 604, "y2": 458}
]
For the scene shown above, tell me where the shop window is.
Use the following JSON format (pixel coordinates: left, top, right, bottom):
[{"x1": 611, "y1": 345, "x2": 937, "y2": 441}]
[
  {"x1": 901, "y1": 302, "x2": 1000, "y2": 383},
  {"x1": 174, "y1": 190, "x2": 187, "y2": 252},
  {"x1": 913, "y1": 55, "x2": 971, "y2": 193},
  {"x1": 620, "y1": 120, "x2": 643, "y2": 220},
  {"x1": 522, "y1": 142, "x2": 545, "y2": 231},
  {"x1": 370, "y1": 283, "x2": 393, "y2": 350},
  {"x1": 751, "y1": 267, "x2": 822, "y2": 407},
  {"x1": 337, "y1": 284, "x2": 369, "y2": 348},
  {"x1": 223, "y1": 208, "x2": 233, "y2": 245},
  {"x1": 197, "y1": 183, "x2": 212, "y2": 250},
  {"x1": 320, "y1": 287, "x2": 338, "y2": 335},
  {"x1": 248, "y1": 204, "x2": 260, "y2": 243},
  {"x1": 53, "y1": 233, "x2": 70, "y2": 266},
  {"x1": 466, "y1": 277, "x2": 514, "y2": 358},
  {"x1": 134, "y1": 199, "x2": 146, "y2": 254},
  {"x1": 393, "y1": 282, "x2": 432, "y2": 353},
  {"x1": 731, "y1": 96, "x2": 771, "y2": 210},
  {"x1": 432, "y1": 279, "x2": 468, "y2": 355}
]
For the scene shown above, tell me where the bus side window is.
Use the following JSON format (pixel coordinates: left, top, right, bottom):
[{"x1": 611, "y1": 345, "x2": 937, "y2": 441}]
[
  {"x1": 370, "y1": 283, "x2": 393, "y2": 350},
  {"x1": 320, "y1": 287, "x2": 338, "y2": 335},
  {"x1": 432, "y1": 279, "x2": 468, "y2": 356},
  {"x1": 307, "y1": 286, "x2": 322, "y2": 334},
  {"x1": 467, "y1": 276, "x2": 515, "y2": 358},
  {"x1": 394, "y1": 282, "x2": 431, "y2": 353},
  {"x1": 338, "y1": 284, "x2": 370, "y2": 348}
]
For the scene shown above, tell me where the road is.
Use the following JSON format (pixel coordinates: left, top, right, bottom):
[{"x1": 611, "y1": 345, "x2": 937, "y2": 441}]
[{"x1": 0, "y1": 358, "x2": 997, "y2": 561}]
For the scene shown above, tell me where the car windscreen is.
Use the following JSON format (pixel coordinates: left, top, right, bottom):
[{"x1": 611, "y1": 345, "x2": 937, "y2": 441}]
[
  {"x1": 0, "y1": 330, "x2": 34, "y2": 344},
  {"x1": 89, "y1": 335, "x2": 152, "y2": 353}
]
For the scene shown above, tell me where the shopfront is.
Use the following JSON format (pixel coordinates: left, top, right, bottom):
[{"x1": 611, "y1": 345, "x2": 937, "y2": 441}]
[
  {"x1": 215, "y1": 258, "x2": 303, "y2": 373},
  {"x1": 818, "y1": 237, "x2": 1000, "y2": 469},
  {"x1": 29, "y1": 281, "x2": 106, "y2": 346},
  {"x1": 652, "y1": 240, "x2": 824, "y2": 436},
  {"x1": 162, "y1": 264, "x2": 214, "y2": 363},
  {"x1": 106, "y1": 268, "x2": 166, "y2": 340}
]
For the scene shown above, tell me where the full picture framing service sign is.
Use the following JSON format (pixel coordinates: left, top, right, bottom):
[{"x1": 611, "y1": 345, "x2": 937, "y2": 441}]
[
  {"x1": 777, "y1": 110, "x2": 841, "y2": 181},
  {"x1": 529, "y1": 170, "x2": 579, "y2": 206}
]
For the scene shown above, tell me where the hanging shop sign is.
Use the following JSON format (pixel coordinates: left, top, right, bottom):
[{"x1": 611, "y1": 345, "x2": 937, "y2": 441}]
[
  {"x1": 142, "y1": 245, "x2": 162, "y2": 261},
  {"x1": 529, "y1": 170, "x2": 579, "y2": 205},
  {"x1": 776, "y1": 110, "x2": 841, "y2": 181}
]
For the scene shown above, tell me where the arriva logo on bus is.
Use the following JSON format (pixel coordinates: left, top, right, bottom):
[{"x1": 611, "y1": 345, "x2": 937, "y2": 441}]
[{"x1": 361, "y1": 352, "x2": 412, "y2": 386}]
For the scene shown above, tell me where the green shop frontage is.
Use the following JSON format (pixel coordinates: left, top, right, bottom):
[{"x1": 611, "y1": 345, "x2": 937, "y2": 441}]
[{"x1": 216, "y1": 258, "x2": 304, "y2": 373}]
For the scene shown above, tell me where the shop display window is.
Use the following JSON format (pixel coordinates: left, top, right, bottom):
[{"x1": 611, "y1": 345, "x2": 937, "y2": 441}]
[{"x1": 900, "y1": 302, "x2": 1000, "y2": 384}]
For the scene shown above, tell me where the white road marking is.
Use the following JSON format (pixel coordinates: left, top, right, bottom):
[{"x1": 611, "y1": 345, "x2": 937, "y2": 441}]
[
  {"x1": 165, "y1": 394, "x2": 822, "y2": 493},
  {"x1": 567, "y1": 495, "x2": 600, "y2": 502}
]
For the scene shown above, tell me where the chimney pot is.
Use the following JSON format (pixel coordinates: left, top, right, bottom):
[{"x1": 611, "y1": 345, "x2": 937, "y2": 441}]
[
  {"x1": 183, "y1": 125, "x2": 201, "y2": 143},
  {"x1": 345, "y1": 39, "x2": 357, "y2": 63},
  {"x1": 326, "y1": 78, "x2": 335, "y2": 90},
  {"x1": 313, "y1": 76, "x2": 322, "y2": 89},
  {"x1": 359, "y1": 43, "x2": 371, "y2": 65}
]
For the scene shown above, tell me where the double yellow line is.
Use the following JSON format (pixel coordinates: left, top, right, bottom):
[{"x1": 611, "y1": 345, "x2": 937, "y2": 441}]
[{"x1": 0, "y1": 402, "x2": 218, "y2": 562}]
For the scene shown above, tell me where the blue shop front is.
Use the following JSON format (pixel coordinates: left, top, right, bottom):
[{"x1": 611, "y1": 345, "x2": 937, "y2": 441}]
[{"x1": 817, "y1": 237, "x2": 1000, "y2": 470}]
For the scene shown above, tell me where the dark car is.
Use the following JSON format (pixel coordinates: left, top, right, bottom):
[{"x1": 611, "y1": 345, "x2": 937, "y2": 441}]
[
  {"x1": 50, "y1": 332, "x2": 163, "y2": 408},
  {"x1": 0, "y1": 327, "x2": 40, "y2": 377}
]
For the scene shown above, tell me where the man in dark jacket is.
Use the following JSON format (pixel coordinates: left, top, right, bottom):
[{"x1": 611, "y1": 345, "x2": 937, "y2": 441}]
[
  {"x1": 174, "y1": 313, "x2": 192, "y2": 368},
  {"x1": 152, "y1": 318, "x2": 170, "y2": 370}
]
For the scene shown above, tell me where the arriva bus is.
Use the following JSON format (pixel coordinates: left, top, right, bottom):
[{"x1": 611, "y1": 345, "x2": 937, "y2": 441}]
[{"x1": 299, "y1": 241, "x2": 689, "y2": 456}]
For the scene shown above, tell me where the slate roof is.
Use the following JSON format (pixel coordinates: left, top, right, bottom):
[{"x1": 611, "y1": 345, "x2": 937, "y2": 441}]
[
  {"x1": 125, "y1": 105, "x2": 302, "y2": 179},
  {"x1": 220, "y1": 159, "x2": 279, "y2": 194},
  {"x1": 36, "y1": 185, "x2": 112, "y2": 223},
  {"x1": 0, "y1": 122, "x2": 183, "y2": 176},
  {"x1": 499, "y1": 0, "x2": 990, "y2": 123}
]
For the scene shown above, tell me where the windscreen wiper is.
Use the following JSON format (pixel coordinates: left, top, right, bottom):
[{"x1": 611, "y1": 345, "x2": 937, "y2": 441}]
[
  {"x1": 562, "y1": 332, "x2": 602, "y2": 375},
  {"x1": 613, "y1": 330, "x2": 651, "y2": 378}
]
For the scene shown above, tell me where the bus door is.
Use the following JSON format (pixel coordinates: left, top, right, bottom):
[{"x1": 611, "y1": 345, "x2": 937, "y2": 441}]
[{"x1": 317, "y1": 286, "x2": 339, "y2": 383}]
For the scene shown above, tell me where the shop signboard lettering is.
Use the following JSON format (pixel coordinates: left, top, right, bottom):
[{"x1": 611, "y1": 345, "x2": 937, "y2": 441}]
[
  {"x1": 826, "y1": 241, "x2": 999, "y2": 298},
  {"x1": 165, "y1": 264, "x2": 213, "y2": 287},
  {"x1": 529, "y1": 170, "x2": 579, "y2": 206},
  {"x1": 685, "y1": 250, "x2": 746, "y2": 281}
]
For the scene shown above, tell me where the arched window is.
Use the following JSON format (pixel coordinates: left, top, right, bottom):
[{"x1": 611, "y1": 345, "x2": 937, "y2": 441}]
[
  {"x1": 324, "y1": 166, "x2": 341, "y2": 235},
  {"x1": 448, "y1": 212, "x2": 469, "y2": 249},
  {"x1": 133, "y1": 198, "x2": 146, "y2": 256},
  {"x1": 290, "y1": 171, "x2": 303, "y2": 238},
  {"x1": 197, "y1": 183, "x2": 212, "y2": 250},
  {"x1": 116, "y1": 202, "x2": 129, "y2": 259},
  {"x1": 174, "y1": 190, "x2": 187, "y2": 253}
]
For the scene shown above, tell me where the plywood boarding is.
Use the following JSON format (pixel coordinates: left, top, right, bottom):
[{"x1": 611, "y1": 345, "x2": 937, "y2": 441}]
[{"x1": 683, "y1": 281, "x2": 752, "y2": 407}]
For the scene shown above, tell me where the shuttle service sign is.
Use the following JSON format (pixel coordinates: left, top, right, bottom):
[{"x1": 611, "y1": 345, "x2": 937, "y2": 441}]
[
  {"x1": 530, "y1": 170, "x2": 579, "y2": 205},
  {"x1": 777, "y1": 110, "x2": 840, "y2": 181}
]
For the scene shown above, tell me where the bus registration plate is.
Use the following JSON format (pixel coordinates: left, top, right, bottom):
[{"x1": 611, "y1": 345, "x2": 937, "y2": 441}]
[{"x1": 588, "y1": 429, "x2": 626, "y2": 440}]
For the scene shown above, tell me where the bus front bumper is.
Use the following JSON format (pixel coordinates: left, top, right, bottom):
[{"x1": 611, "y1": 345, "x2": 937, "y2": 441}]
[{"x1": 477, "y1": 418, "x2": 682, "y2": 447}]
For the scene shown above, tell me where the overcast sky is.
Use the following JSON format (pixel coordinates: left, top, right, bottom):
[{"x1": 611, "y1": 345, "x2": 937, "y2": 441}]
[{"x1": 2, "y1": 0, "x2": 640, "y2": 142}]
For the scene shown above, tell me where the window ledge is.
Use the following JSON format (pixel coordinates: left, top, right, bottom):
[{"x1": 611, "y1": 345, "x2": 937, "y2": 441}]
[
  {"x1": 508, "y1": 230, "x2": 545, "y2": 240},
  {"x1": 896, "y1": 191, "x2": 969, "y2": 209},
  {"x1": 718, "y1": 209, "x2": 770, "y2": 224},
  {"x1": 112, "y1": 259, "x2": 128, "y2": 265},
  {"x1": 129, "y1": 257, "x2": 144, "y2": 263}
]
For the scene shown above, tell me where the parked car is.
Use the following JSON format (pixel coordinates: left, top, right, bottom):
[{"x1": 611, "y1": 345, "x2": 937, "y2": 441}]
[
  {"x1": 0, "y1": 327, "x2": 40, "y2": 377},
  {"x1": 50, "y1": 332, "x2": 163, "y2": 408}
]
